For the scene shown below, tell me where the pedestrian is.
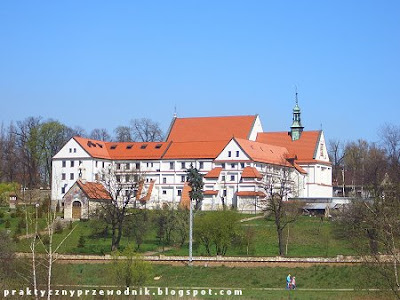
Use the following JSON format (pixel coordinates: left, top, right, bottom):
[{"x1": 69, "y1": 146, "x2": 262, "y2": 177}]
[
  {"x1": 286, "y1": 273, "x2": 291, "y2": 289},
  {"x1": 291, "y1": 276, "x2": 296, "y2": 290}
]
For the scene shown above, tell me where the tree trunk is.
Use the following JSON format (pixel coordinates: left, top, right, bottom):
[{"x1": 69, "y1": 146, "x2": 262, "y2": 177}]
[{"x1": 277, "y1": 228, "x2": 284, "y2": 256}]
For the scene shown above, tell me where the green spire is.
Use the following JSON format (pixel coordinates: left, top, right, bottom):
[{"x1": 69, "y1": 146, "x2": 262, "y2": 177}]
[{"x1": 290, "y1": 91, "x2": 304, "y2": 141}]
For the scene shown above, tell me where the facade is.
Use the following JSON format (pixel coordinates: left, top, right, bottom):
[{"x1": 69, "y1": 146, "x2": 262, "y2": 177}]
[
  {"x1": 52, "y1": 103, "x2": 332, "y2": 213},
  {"x1": 63, "y1": 180, "x2": 112, "y2": 220}
]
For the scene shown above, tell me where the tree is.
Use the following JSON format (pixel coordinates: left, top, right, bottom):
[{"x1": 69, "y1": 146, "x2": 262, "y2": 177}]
[
  {"x1": 112, "y1": 244, "x2": 152, "y2": 287},
  {"x1": 194, "y1": 210, "x2": 241, "y2": 256},
  {"x1": 261, "y1": 166, "x2": 302, "y2": 256},
  {"x1": 130, "y1": 118, "x2": 164, "y2": 142},
  {"x1": 124, "y1": 209, "x2": 149, "y2": 250},
  {"x1": 380, "y1": 123, "x2": 400, "y2": 182},
  {"x1": 328, "y1": 139, "x2": 345, "y2": 192},
  {"x1": 335, "y1": 182, "x2": 400, "y2": 299},
  {"x1": 114, "y1": 126, "x2": 133, "y2": 142},
  {"x1": 187, "y1": 165, "x2": 204, "y2": 210},
  {"x1": 97, "y1": 165, "x2": 143, "y2": 251},
  {"x1": 90, "y1": 128, "x2": 111, "y2": 141}
]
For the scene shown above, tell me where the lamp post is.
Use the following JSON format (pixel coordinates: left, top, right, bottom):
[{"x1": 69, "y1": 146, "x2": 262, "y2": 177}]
[{"x1": 189, "y1": 197, "x2": 193, "y2": 265}]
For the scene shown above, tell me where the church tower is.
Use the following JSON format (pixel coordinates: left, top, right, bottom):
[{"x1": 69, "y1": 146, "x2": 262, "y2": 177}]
[{"x1": 290, "y1": 92, "x2": 304, "y2": 141}]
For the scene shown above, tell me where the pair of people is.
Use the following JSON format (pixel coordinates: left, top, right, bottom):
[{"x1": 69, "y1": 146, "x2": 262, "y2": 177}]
[{"x1": 286, "y1": 274, "x2": 296, "y2": 290}]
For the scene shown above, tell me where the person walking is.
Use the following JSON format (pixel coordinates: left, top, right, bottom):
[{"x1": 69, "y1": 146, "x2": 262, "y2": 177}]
[
  {"x1": 286, "y1": 274, "x2": 291, "y2": 289},
  {"x1": 291, "y1": 276, "x2": 296, "y2": 290}
]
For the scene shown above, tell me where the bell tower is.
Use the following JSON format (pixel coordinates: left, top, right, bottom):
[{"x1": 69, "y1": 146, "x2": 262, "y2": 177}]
[{"x1": 290, "y1": 91, "x2": 304, "y2": 141}]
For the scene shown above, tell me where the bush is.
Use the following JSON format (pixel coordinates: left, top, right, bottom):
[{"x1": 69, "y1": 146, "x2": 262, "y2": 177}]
[
  {"x1": 77, "y1": 235, "x2": 86, "y2": 248},
  {"x1": 54, "y1": 220, "x2": 63, "y2": 234},
  {"x1": 4, "y1": 219, "x2": 11, "y2": 229}
]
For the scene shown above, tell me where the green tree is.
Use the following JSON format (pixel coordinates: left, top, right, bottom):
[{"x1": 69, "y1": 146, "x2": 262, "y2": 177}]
[
  {"x1": 112, "y1": 244, "x2": 152, "y2": 287},
  {"x1": 194, "y1": 210, "x2": 241, "y2": 256},
  {"x1": 187, "y1": 165, "x2": 204, "y2": 210},
  {"x1": 124, "y1": 209, "x2": 149, "y2": 250}
]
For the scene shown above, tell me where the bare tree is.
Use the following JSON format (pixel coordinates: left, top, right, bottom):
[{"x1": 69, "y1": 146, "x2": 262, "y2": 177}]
[
  {"x1": 131, "y1": 118, "x2": 164, "y2": 142},
  {"x1": 114, "y1": 126, "x2": 133, "y2": 142},
  {"x1": 261, "y1": 166, "x2": 302, "y2": 256},
  {"x1": 328, "y1": 139, "x2": 345, "y2": 188},
  {"x1": 90, "y1": 128, "x2": 111, "y2": 141},
  {"x1": 97, "y1": 165, "x2": 144, "y2": 251},
  {"x1": 380, "y1": 123, "x2": 400, "y2": 182}
]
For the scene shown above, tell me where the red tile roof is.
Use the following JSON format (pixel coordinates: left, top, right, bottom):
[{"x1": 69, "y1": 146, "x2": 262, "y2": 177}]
[
  {"x1": 166, "y1": 115, "x2": 258, "y2": 142},
  {"x1": 236, "y1": 191, "x2": 265, "y2": 197},
  {"x1": 73, "y1": 137, "x2": 169, "y2": 160},
  {"x1": 162, "y1": 141, "x2": 227, "y2": 159},
  {"x1": 235, "y1": 138, "x2": 291, "y2": 167},
  {"x1": 203, "y1": 190, "x2": 219, "y2": 195},
  {"x1": 179, "y1": 182, "x2": 192, "y2": 209},
  {"x1": 106, "y1": 142, "x2": 168, "y2": 160},
  {"x1": 204, "y1": 167, "x2": 223, "y2": 178},
  {"x1": 241, "y1": 167, "x2": 263, "y2": 179},
  {"x1": 256, "y1": 131, "x2": 321, "y2": 162},
  {"x1": 76, "y1": 180, "x2": 112, "y2": 200},
  {"x1": 74, "y1": 137, "x2": 110, "y2": 159}
]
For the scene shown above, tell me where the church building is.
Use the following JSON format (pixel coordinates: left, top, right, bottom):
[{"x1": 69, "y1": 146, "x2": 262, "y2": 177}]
[{"x1": 52, "y1": 99, "x2": 332, "y2": 219}]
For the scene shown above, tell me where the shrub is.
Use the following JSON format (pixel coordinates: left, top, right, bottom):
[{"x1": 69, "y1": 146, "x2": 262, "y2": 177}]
[
  {"x1": 77, "y1": 235, "x2": 86, "y2": 248},
  {"x1": 54, "y1": 220, "x2": 63, "y2": 234},
  {"x1": 4, "y1": 219, "x2": 11, "y2": 229}
]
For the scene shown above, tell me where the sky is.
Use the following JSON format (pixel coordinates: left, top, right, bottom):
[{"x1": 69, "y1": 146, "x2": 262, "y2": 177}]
[{"x1": 1, "y1": 1, "x2": 399, "y2": 144}]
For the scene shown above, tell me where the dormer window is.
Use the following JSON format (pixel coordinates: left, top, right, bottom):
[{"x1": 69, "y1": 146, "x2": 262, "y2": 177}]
[
  {"x1": 141, "y1": 144, "x2": 148, "y2": 149},
  {"x1": 110, "y1": 145, "x2": 117, "y2": 150}
]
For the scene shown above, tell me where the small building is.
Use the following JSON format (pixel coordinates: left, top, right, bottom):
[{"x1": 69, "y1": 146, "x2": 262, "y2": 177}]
[
  {"x1": 63, "y1": 180, "x2": 112, "y2": 220},
  {"x1": 9, "y1": 193, "x2": 18, "y2": 209}
]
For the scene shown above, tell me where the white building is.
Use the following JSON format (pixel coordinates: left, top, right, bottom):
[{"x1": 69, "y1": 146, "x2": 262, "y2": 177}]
[{"x1": 52, "y1": 103, "x2": 332, "y2": 218}]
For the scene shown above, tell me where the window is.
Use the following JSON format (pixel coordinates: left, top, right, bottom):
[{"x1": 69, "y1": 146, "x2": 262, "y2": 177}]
[
  {"x1": 140, "y1": 144, "x2": 147, "y2": 149},
  {"x1": 228, "y1": 151, "x2": 232, "y2": 157},
  {"x1": 170, "y1": 162, "x2": 174, "y2": 170},
  {"x1": 181, "y1": 175, "x2": 186, "y2": 182},
  {"x1": 61, "y1": 186, "x2": 66, "y2": 194},
  {"x1": 125, "y1": 175, "x2": 130, "y2": 182},
  {"x1": 136, "y1": 163, "x2": 140, "y2": 169},
  {"x1": 181, "y1": 162, "x2": 185, "y2": 169},
  {"x1": 222, "y1": 163, "x2": 226, "y2": 169},
  {"x1": 126, "y1": 163, "x2": 130, "y2": 170},
  {"x1": 236, "y1": 151, "x2": 239, "y2": 157},
  {"x1": 70, "y1": 161, "x2": 74, "y2": 167},
  {"x1": 61, "y1": 173, "x2": 66, "y2": 180},
  {"x1": 70, "y1": 173, "x2": 74, "y2": 180},
  {"x1": 155, "y1": 144, "x2": 162, "y2": 149},
  {"x1": 240, "y1": 162, "x2": 245, "y2": 168},
  {"x1": 95, "y1": 161, "x2": 98, "y2": 168},
  {"x1": 116, "y1": 175, "x2": 121, "y2": 182},
  {"x1": 199, "y1": 162, "x2": 204, "y2": 169},
  {"x1": 162, "y1": 190, "x2": 167, "y2": 195},
  {"x1": 117, "y1": 163, "x2": 121, "y2": 170},
  {"x1": 126, "y1": 145, "x2": 133, "y2": 149},
  {"x1": 62, "y1": 161, "x2": 66, "y2": 168},
  {"x1": 69, "y1": 148, "x2": 72, "y2": 153},
  {"x1": 163, "y1": 177, "x2": 167, "y2": 184},
  {"x1": 223, "y1": 189, "x2": 227, "y2": 197},
  {"x1": 230, "y1": 175, "x2": 235, "y2": 181},
  {"x1": 231, "y1": 163, "x2": 236, "y2": 168},
  {"x1": 102, "y1": 162, "x2": 105, "y2": 168},
  {"x1": 110, "y1": 145, "x2": 117, "y2": 150},
  {"x1": 222, "y1": 175, "x2": 226, "y2": 181},
  {"x1": 177, "y1": 190, "x2": 182, "y2": 196},
  {"x1": 74, "y1": 148, "x2": 77, "y2": 153}
]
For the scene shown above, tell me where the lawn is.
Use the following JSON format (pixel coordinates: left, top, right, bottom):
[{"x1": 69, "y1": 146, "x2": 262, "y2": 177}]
[
  {"x1": 49, "y1": 263, "x2": 393, "y2": 299},
  {"x1": 1, "y1": 206, "x2": 357, "y2": 257}
]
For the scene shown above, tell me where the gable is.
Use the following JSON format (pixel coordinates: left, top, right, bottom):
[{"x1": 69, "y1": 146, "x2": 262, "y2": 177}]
[
  {"x1": 53, "y1": 138, "x2": 91, "y2": 159},
  {"x1": 215, "y1": 139, "x2": 251, "y2": 161}
]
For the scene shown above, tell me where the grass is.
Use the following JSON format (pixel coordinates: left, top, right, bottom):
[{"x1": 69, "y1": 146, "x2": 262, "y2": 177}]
[
  {"x1": 1, "y1": 206, "x2": 356, "y2": 257},
  {"x1": 50, "y1": 263, "x2": 394, "y2": 299}
]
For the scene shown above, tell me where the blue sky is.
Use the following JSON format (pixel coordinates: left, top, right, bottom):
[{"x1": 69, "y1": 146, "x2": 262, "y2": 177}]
[{"x1": 1, "y1": 1, "x2": 399, "y2": 143}]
